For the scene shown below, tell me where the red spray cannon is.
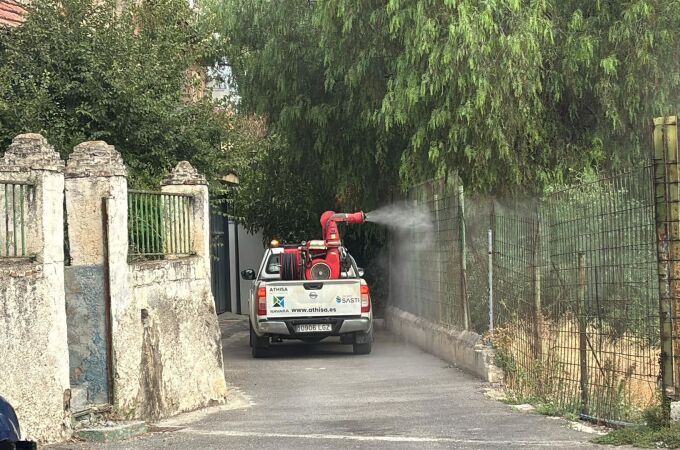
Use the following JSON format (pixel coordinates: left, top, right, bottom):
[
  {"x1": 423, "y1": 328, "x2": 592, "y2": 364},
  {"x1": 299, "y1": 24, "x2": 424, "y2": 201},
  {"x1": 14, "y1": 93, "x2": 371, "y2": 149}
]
[
  {"x1": 320, "y1": 211, "x2": 365, "y2": 245},
  {"x1": 280, "y1": 211, "x2": 365, "y2": 281}
]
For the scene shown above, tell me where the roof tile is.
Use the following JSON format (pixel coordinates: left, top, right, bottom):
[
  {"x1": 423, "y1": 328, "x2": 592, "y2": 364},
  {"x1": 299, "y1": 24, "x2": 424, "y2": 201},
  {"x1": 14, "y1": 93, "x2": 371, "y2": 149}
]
[{"x1": 0, "y1": 0, "x2": 25, "y2": 27}]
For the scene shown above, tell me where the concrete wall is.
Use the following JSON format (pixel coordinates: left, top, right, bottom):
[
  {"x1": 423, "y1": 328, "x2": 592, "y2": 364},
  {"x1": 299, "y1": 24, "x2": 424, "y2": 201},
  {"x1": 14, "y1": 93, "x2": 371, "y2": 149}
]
[
  {"x1": 110, "y1": 160, "x2": 227, "y2": 420},
  {"x1": 64, "y1": 141, "x2": 128, "y2": 405},
  {"x1": 385, "y1": 306, "x2": 502, "y2": 383},
  {"x1": 0, "y1": 134, "x2": 70, "y2": 442}
]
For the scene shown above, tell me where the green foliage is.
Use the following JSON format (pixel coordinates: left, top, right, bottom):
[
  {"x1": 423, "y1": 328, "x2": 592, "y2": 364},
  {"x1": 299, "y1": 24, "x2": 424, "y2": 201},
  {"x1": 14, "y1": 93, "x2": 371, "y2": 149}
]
[
  {"x1": 209, "y1": 0, "x2": 402, "y2": 232},
  {"x1": 210, "y1": 0, "x2": 680, "y2": 202},
  {"x1": 230, "y1": 118, "x2": 332, "y2": 243},
  {"x1": 0, "y1": 0, "x2": 234, "y2": 185}
]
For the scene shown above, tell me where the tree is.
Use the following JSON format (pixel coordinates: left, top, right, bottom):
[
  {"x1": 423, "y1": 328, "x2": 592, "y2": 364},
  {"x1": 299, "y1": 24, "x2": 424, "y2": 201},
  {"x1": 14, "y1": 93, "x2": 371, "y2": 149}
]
[
  {"x1": 210, "y1": 0, "x2": 402, "y2": 216},
  {"x1": 212, "y1": 0, "x2": 680, "y2": 200},
  {"x1": 0, "y1": 0, "x2": 235, "y2": 185}
]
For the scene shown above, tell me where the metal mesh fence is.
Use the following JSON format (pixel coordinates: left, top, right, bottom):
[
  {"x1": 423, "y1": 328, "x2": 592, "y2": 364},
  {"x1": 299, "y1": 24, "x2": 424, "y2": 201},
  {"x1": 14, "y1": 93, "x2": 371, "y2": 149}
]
[
  {"x1": 391, "y1": 177, "x2": 466, "y2": 328},
  {"x1": 393, "y1": 165, "x2": 661, "y2": 423}
]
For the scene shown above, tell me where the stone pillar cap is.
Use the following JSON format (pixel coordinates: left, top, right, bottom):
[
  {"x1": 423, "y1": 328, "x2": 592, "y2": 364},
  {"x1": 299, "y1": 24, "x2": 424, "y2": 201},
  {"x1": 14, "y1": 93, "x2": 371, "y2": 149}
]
[
  {"x1": 1, "y1": 133, "x2": 65, "y2": 171},
  {"x1": 161, "y1": 161, "x2": 207, "y2": 186},
  {"x1": 65, "y1": 140, "x2": 127, "y2": 178}
]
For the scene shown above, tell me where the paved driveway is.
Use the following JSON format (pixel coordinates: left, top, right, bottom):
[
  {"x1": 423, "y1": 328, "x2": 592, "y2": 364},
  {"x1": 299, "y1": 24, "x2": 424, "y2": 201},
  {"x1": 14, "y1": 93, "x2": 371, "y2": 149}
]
[{"x1": 51, "y1": 317, "x2": 609, "y2": 449}]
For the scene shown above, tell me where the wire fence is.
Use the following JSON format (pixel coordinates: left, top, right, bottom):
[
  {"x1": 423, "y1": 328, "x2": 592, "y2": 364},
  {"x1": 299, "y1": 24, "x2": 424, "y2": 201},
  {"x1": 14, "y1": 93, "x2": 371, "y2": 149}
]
[
  {"x1": 391, "y1": 177, "x2": 466, "y2": 327},
  {"x1": 128, "y1": 190, "x2": 194, "y2": 261},
  {"x1": 0, "y1": 181, "x2": 34, "y2": 258},
  {"x1": 393, "y1": 165, "x2": 661, "y2": 423}
]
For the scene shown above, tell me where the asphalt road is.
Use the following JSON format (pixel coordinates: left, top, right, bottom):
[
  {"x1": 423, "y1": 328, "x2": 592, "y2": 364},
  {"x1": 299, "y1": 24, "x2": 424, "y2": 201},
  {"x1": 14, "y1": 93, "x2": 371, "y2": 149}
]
[{"x1": 51, "y1": 317, "x2": 610, "y2": 450}]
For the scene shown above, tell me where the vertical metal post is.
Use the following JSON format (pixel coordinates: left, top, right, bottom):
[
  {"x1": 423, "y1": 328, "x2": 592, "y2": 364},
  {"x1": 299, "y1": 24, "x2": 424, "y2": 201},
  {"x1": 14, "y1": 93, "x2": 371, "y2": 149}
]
[
  {"x1": 187, "y1": 197, "x2": 191, "y2": 254},
  {"x1": 11, "y1": 184, "x2": 16, "y2": 256},
  {"x1": 578, "y1": 251, "x2": 589, "y2": 414},
  {"x1": 102, "y1": 198, "x2": 114, "y2": 403},
  {"x1": 180, "y1": 196, "x2": 186, "y2": 254},
  {"x1": 234, "y1": 221, "x2": 242, "y2": 314},
  {"x1": 533, "y1": 218, "x2": 542, "y2": 358},
  {"x1": 458, "y1": 185, "x2": 470, "y2": 331},
  {"x1": 173, "y1": 195, "x2": 179, "y2": 254},
  {"x1": 141, "y1": 194, "x2": 148, "y2": 254},
  {"x1": 3, "y1": 184, "x2": 7, "y2": 257},
  {"x1": 488, "y1": 227, "x2": 494, "y2": 334},
  {"x1": 414, "y1": 194, "x2": 421, "y2": 318},
  {"x1": 19, "y1": 185, "x2": 25, "y2": 256},
  {"x1": 186, "y1": 197, "x2": 191, "y2": 253},
  {"x1": 653, "y1": 116, "x2": 678, "y2": 400},
  {"x1": 434, "y1": 192, "x2": 441, "y2": 323}
]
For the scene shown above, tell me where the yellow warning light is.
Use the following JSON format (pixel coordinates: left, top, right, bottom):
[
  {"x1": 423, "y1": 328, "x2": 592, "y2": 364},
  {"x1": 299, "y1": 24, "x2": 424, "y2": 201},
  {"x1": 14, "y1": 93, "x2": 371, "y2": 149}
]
[
  {"x1": 330, "y1": 233, "x2": 337, "y2": 239},
  {"x1": 270, "y1": 239, "x2": 280, "y2": 248}
]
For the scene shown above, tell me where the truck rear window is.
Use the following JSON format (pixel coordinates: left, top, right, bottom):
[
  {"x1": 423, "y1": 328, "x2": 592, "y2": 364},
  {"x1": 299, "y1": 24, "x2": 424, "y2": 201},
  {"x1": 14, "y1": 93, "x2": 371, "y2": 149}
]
[{"x1": 265, "y1": 255, "x2": 280, "y2": 274}]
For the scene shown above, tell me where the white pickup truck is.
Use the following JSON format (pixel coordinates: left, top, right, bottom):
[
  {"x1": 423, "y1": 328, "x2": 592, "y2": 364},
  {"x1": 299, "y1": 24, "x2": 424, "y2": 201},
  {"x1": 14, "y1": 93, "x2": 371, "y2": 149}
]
[{"x1": 240, "y1": 246, "x2": 373, "y2": 357}]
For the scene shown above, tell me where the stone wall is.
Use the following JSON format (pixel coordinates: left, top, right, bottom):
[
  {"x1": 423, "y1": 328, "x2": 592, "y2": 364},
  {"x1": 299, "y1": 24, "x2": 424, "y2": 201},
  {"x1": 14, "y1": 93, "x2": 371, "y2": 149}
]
[
  {"x1": 0, "y1": 135, "x2": 227, "y2": 443},
  {"x1": 0, "y1": 134, "x2": 70, "y2": 443},
  {"x1": 118, "y1": 258, "x2": 225, "y2": 420}
]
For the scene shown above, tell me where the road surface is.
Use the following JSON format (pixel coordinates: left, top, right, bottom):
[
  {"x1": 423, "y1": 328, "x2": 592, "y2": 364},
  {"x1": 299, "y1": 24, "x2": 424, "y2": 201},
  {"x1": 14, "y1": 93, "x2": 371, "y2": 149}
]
[{"x1": 51, "y1": 316, "x2": 606, "y2": 449}]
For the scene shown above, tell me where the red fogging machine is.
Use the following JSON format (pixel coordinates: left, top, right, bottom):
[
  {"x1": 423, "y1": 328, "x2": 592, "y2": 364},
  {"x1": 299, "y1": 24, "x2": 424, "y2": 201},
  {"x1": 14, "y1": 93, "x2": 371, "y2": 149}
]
[{"x1": 277, "y1": 211, "x2": 365, "y2": 281}]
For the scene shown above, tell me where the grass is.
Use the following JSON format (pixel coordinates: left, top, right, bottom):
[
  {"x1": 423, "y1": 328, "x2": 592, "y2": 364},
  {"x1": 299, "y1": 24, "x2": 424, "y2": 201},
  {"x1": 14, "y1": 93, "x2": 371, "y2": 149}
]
[
  {"x1": 498, "y1": 390, "x2": 565, "y2": 417},
  {"x1": 492, "y1": 316, "x2": 660, "y2": 422},
  {"x1": 593, "y1": 405, "x2": 672, "y2": 448},
  {"x1": 593, "y1": 424, "x2": 680, "y2": 448}
]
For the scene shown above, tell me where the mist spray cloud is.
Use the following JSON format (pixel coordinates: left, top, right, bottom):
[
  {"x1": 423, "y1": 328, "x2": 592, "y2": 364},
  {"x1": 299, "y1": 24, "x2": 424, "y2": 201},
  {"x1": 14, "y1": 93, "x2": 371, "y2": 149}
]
[{"x1": 365, "y1": 201, "x2": 436, "y2": 315}]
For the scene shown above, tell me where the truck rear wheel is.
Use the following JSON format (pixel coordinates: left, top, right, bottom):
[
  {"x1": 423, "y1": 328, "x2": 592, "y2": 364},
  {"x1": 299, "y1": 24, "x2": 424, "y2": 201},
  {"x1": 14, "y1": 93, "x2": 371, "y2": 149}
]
[
  {"x1": 353, "y1": 341, "x2": 371, "y2": 355},
  {"x1": 353, "y1": 331, "x2": 372, "y2": 355},
  {"x1": 250, "y1": 322, "x2": 268, "y2": 358}
]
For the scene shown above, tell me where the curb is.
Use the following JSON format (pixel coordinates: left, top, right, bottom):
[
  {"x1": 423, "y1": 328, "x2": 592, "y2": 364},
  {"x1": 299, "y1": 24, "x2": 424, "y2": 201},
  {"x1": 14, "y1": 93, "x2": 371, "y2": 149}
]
[{"x1": 75, "y1": 421, "x2": 147, "y2": 442}]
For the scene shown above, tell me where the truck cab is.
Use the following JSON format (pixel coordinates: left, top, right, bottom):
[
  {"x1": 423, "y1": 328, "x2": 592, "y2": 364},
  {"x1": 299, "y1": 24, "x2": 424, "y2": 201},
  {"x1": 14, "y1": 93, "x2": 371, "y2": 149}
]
[{"x1": 241, "y1": 245, "x2": 373, "y2": 357}]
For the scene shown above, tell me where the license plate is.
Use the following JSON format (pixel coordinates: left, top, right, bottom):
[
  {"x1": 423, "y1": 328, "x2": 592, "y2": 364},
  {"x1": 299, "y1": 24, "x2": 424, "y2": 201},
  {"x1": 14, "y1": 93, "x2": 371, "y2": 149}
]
[{"x1": 295, "y1": 324, "x2": 332, "y2": 333}]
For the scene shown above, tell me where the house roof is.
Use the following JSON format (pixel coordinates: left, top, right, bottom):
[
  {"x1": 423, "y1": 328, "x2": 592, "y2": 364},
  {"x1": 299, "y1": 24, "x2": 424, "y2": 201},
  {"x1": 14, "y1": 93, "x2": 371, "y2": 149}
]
[{"x1": 0, "y1": 0, "x2": 25, "y2": 28}]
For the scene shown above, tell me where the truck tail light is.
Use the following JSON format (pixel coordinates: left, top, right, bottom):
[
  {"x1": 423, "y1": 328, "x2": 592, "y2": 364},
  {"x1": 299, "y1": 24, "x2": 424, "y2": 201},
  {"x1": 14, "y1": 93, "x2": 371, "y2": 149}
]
[
  {"x1": 257, "y1": 286, "x2": 267, "y2": 316},
  {"x1": 360, "y1": 284, "x2": 371, "y2": 313}
]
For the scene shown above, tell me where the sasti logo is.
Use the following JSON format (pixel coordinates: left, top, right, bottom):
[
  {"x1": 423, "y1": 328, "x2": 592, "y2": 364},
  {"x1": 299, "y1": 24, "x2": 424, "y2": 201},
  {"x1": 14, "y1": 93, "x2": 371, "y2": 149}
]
[
  {"x1": 336, "y1": 296, "x2": 342, "y2": 304},
  {"x1": 272, "y1": 296, "x2": 285, "y2": 308}
]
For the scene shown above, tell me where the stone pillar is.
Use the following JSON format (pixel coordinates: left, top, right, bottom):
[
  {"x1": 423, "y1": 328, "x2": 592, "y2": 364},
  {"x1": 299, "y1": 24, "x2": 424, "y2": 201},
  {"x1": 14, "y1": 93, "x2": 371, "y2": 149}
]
[
  {"x1": 0, "y1": 134, "x2": 70, "y2": 442},
  {"x1": 161, "y1": 161, "x2": 211, "y2": 276},
  {"x1": 64, "y1": 141, "x2": 128, "y2": 406}
]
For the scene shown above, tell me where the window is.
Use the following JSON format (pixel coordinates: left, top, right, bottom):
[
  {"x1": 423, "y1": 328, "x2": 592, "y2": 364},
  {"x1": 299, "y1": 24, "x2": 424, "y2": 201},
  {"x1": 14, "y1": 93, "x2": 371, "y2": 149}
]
[{"x1": 266, "y1": 254, "x2": 281, "y2": 274}]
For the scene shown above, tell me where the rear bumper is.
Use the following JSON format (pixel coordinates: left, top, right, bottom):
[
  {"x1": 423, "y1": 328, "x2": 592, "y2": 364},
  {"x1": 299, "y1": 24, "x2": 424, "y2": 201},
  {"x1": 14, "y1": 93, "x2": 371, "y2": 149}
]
[
  {"x1": 256, "y1": 317, "x2": 371, "y2": 337},
  {"x1": 338, "y1": 318, "x2": 371, "y2": 333}
]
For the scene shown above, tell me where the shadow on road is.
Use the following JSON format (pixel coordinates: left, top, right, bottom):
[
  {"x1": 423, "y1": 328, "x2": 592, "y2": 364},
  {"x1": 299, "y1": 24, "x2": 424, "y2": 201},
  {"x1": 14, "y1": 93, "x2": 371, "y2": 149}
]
[{"x1": 254, "y1": 339, "x2": 364, "y2": 360}]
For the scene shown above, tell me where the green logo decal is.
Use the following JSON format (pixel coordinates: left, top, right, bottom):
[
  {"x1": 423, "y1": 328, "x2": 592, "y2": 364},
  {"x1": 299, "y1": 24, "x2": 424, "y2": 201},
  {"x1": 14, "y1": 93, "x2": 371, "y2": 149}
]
[{"x1": 272, "y1": 296, "x2": 285, "y2": 308}]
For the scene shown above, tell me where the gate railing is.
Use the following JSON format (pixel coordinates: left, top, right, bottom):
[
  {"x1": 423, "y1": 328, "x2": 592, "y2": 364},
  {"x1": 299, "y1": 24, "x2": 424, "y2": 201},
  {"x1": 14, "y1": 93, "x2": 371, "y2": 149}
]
[
  {"x1": 1, "y1": 181, "x2": 34, "y2": 258},
  {"x1": 128, "y1": 190, "x2": 193, "y2": 260}
]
